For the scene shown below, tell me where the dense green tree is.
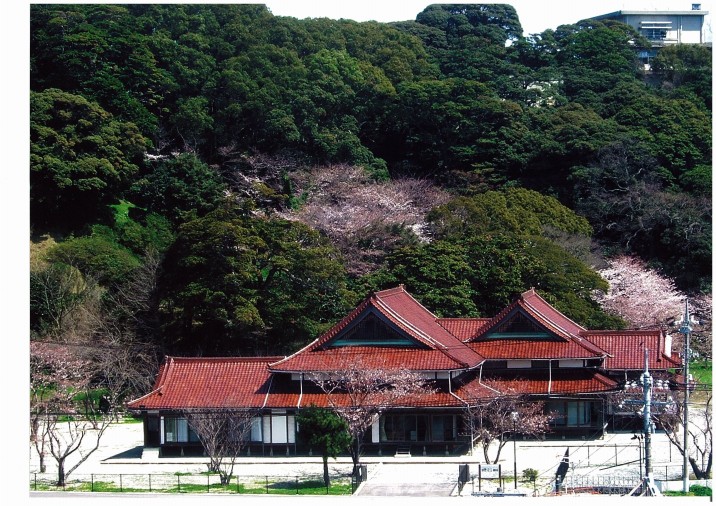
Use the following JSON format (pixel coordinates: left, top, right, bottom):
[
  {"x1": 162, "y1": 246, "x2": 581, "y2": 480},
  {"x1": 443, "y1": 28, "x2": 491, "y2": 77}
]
[
  {"x1": 652, "y1": 44, "x2": 712, "y2": 111},
  {"x1": 385, "y1": 78, "x2": 527, "y2": 178},
  {"x1": 159, "y1": 205, "x2": 356, "y2": 355},
  {"x1": 130, "y1": 153, "x2": 227, "y2": 226},
  {"x1": 30, "y1": 89, "x2": 149, "y2": 228},
  {"x1": 361, "y1": 241, "x2": 478, "y2": 317},
  {"x1": 296, "y1": 407, "x2": 351, "y2": 487},
  {"x1": 363, "y1": 234, "x2": 622, "y2": 328},
  {"x1": 427, "y1": 188, "x2": 593, "y2": 240},
  {"x1": 45, "y1": 227, "x2": 142, "y2": 287},
  {"x1": 518, "y1": 104, "x2": 622, "y2": 198},
  {"x1": 554, "y1": 20, "x2": 647, "y2": 108}
]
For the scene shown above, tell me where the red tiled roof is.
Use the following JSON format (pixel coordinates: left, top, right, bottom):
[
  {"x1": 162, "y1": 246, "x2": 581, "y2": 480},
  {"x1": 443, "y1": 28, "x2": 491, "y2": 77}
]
[
  {"x1": 269, "y1": 346, "x2": 473, "y2": 372},
  {"x1": 270, "y1": 286, "x2": 484, "y2": 372},
  {"x1": 468, "y1": 289, "x2": 607, "y2": 359},
  {"x1": 468, "y1": 339, "x2": 605, "y2": 360},
  {"x1": 437, "y1": 318, "x2": 491, "y2": 341},
  {"x1": 126, "y1": 288, "x2": 679, "y2": 413},
  {"x1": 126, "y1": 356, "x2": 281, "y2": 410},
  {"x1": 267, "y1": 376, "x2": 467, "y2": 409},
  {"x1": 465, "y1": 369, "x2": 617, "y2": 397},
  {"x1": 585, "y1": 331, "x2": 681, "y2": 371}
]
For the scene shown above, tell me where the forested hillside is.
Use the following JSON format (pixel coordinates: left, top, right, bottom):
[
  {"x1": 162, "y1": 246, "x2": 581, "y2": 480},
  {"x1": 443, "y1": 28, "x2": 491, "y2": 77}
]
[{"x1": 30, "y1": 4, "x2": 711, "y2": 372}]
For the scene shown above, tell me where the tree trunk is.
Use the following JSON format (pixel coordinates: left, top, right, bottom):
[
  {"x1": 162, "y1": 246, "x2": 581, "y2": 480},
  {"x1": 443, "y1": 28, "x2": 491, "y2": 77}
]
[
  {"x1": 57, "y1": 458, "x2": 66, "y2": 487},
  {"x1": 351, "y1": 437, "x2": 361, "y2": 477},
  {"x1": 322, "y1": 455, "x2": 331, "y2": 488},
  {"x1": 690, "y1": 455, "x2": 711, "y2": 480},
  {"x1": 482, "y1": 443, "x2": 493, "y2": 464}
]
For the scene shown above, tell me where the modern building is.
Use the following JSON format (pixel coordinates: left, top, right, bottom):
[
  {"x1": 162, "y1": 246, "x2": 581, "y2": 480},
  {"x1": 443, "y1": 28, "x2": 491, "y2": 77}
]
[
  {"x1": 591, "y1": 6, "x2": 710, "y2": 66},
  {"x1": 127, "y1": 286, "x2": 682, "y2": 458}
]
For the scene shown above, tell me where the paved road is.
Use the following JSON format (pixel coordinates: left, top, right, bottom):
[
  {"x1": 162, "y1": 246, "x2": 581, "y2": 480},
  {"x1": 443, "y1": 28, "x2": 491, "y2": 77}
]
[{"x1": 357, "y1": 463, "x2": 459, "y2": 496}]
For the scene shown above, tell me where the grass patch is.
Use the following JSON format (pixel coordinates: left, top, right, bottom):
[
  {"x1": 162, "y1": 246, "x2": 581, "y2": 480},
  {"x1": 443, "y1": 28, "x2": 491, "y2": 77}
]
[
  {"x1": 32, "y1": 476, "x2": 353, "y2": 495},
  {"x1": 664, "y1": 484, "x2": 712, "y2": 497},
  {"x1": 110, "y1": 200, "x2": 136, "y2": 226},
  {"x1": 690, "y1": 360, "x2": 712, "y2": 388}
]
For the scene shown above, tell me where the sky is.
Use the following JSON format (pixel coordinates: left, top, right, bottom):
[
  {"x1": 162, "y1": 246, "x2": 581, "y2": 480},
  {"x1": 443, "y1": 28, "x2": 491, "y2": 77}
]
[{"x1": 262, "y1": 0, "x2": 713, "y2": 38}]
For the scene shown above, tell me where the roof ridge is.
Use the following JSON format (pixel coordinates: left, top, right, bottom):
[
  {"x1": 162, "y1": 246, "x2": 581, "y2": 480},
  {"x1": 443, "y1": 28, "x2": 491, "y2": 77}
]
[
  {"x1": 522, "y1": 290, "x2": 586, "y2": 332},
  {"x1": 373, "y1": 294, "x2": 444, "y2": 349},
  {"x1": 584, "y1": 329, "x2": 662, "y2": 335},
  {"x1": 170, "y1": 356, "x2": 282, "y2": 362},
  {"x1": 436, "y1": 317, "x2": 491, "y2": 321}
]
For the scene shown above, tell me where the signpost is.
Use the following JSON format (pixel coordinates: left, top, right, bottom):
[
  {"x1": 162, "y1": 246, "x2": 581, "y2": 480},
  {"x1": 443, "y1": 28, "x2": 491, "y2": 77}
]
[{"x1": 477, "y1": 464, "x2": 500, "y2": 491}]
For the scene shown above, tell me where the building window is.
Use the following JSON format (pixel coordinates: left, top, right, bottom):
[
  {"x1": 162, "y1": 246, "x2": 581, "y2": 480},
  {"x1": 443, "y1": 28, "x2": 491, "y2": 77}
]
[
  {"x1": 378, "y1": 414, "x2": 454, "y2": 442},
  {"x1": 163, "y1": 417, "x2": 199, "y2": 443},
  {"x1": 431, "y1": 415, "x2": 456, "y2": 442},
  {"x1": 547, "y1": 401, "x2": 596, "y2": 427},
  {"x1": 642, "y1": 28, "x2": 668, "y2": 40}
]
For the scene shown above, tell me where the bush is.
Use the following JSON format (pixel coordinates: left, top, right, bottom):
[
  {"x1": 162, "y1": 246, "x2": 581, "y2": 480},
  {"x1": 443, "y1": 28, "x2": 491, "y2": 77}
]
[{"x1": 690, "y1": 485, "x2": 712, "y2": 496}]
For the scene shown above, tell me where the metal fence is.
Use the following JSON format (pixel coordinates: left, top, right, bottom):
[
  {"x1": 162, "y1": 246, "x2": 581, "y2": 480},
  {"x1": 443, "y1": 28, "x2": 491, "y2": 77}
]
[{"x1": 30, "y1": 472, "x2": 357, "y2": 495}]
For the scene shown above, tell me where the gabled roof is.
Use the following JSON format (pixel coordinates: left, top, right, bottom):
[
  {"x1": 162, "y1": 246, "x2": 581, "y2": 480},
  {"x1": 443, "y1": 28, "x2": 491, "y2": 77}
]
[
  {"x1": 126, "y1": 356, "x2": 281, "y2": 410},
  {"x1": 269, "y1": 286, "x2": 484, "y2": 372},
  {"x1": 467, "y1": 289, "x2": 607, "y2": 359},
  {"x1": 585, "y1": 330, "x2": 681, "y2": 371}
]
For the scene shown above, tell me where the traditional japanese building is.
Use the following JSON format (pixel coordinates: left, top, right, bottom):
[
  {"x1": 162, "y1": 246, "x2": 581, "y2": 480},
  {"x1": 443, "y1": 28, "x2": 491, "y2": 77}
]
[{"x1": 127, "y1": 286, "x2": 681, "y2": 457}]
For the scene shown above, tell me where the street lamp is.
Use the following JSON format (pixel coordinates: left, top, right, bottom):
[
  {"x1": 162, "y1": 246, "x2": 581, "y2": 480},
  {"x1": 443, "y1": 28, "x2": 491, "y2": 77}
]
[{"x1": 511, "y1": 411, "x2": 519, "y2": 490}]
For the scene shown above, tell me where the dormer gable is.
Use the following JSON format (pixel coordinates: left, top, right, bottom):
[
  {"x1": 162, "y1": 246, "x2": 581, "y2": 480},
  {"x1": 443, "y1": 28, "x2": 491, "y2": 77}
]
[
  {"x1": 475, "y1": 306, "x2": 566, "y2": 342},
  {"x1": 468, "y1": 289, "x2": 588, "y2": 343},
  {"x1": 466, "y1": 289, "x2": 607, "y2": 360},
  {"x1": 324, "y1": 308, "x2": 427, "y2": 349}
]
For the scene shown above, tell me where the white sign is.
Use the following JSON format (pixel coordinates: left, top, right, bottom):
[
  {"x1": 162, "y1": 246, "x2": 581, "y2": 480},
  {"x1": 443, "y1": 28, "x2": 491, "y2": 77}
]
[{"x1": 480, "y1": 464, "x2": 500, "y2": 479}]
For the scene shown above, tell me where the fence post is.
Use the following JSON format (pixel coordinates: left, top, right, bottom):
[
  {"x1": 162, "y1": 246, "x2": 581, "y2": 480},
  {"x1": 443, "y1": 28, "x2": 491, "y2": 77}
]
[
  {"x1": 177, "y1": 474, "x2": 180, "y2": 492},
  {"x1": 207, "y1": 473, "x2": 210, "y2": 492},
  {"x1": 237, "y1": 475, "x2": 240, "y2": 494},
  {"x1": 614, "y1": 444, "x2": 618, "y2": 466},
  {"x1": 265, "y1": 476, "x2": 269, "y2": 494},
  {"x1": 34, "y1": 473, "x2": 36, "y2": 491},
  {"x1": 296, "y1": 476, "x2": 299, "y2": 495},
  {"x1": 120, "y1": 474, "x2": 123, "y2": 493},
  {"x1": 149, "y1": 474, "x2": 152, "y2": 492},
  {"x1": 91, "y1": 474, "x2": 94, "y2": 492}
]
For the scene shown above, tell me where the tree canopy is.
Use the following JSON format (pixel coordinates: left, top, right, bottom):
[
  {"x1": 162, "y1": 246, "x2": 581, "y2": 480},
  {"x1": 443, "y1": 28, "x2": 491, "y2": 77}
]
[{"x1": 30, "y1": 3, "x2": 711, "y2": 363}]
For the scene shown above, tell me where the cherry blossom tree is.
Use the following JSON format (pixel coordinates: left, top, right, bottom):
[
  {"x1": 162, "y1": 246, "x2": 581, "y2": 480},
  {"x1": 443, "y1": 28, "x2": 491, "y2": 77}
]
[
  {"x1": 282, "y1": 164, "x2": 450, "y2": 275},
  {"x1": 308, "y1": 352, "x2": 434, "y2": 476},
  {"x1": 466, "y1": 381, "x2": 554, "y2": 464},
  {"x1": 652, "y1": 392, "x2": 712, "y2": 479},
  {"x1": 595, "y1": 256, "x2": 685, "y2": 330},
  {"x1": 183, "y1": 408, "x2": 257, "y2": 485},
  {"x1": 30, "y1": 341, "x2": 113, "y2": 486}
]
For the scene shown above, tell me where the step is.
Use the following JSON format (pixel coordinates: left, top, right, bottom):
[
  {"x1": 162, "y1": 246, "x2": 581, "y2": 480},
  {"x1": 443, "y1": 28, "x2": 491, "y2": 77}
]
[{"x1": 395, "y1": 446, "x2": 411, "y2": 457}]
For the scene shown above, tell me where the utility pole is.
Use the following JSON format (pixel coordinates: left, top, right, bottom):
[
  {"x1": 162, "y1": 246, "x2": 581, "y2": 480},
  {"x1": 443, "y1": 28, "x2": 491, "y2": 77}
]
[
  {"x1": 641, "y1": 349, "x2": 653, "y2": 481},
  {"x1": 678, "y1": 299, "x2": 693, "y2": 494},
  {"x1": 626, "y1": 348, "x2": 664, "y2": 496}
]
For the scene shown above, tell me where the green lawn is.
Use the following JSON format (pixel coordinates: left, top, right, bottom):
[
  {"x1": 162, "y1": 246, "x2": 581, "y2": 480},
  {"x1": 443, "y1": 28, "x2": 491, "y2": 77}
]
[{"x1": 690, "y1": 360, "x2": 712, "y2": 388}]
